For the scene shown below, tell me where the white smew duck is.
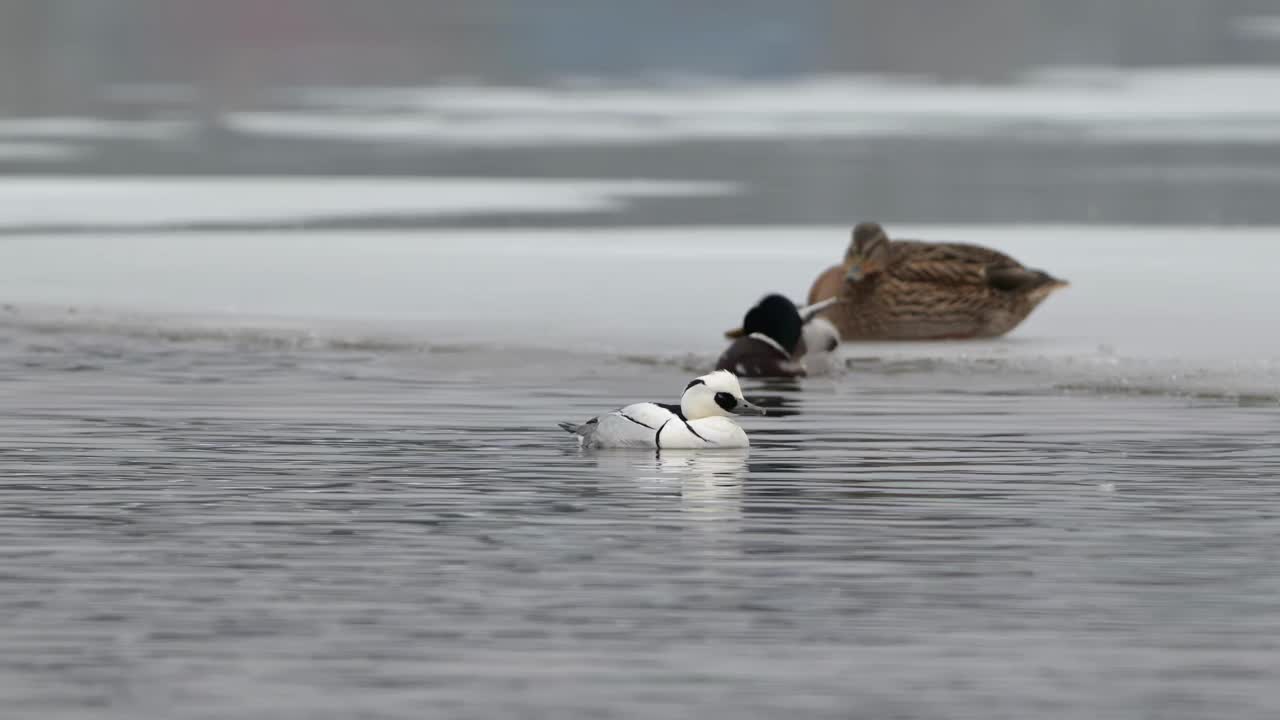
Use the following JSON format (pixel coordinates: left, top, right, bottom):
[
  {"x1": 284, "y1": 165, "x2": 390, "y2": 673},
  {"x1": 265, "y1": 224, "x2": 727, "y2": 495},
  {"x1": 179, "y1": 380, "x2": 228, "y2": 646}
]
[{"x1": 558, "y1": 370, "x2": 765, "y2": 449}]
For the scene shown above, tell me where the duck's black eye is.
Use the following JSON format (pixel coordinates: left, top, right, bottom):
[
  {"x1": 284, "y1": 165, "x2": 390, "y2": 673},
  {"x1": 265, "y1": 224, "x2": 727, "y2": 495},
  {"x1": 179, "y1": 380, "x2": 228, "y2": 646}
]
[{"x1": 714, "y1": 392, "x2": 737, "y2": 411}]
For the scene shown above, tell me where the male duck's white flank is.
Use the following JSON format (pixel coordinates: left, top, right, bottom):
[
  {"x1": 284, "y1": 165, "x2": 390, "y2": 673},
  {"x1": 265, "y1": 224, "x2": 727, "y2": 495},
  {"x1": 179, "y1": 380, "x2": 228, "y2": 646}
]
[{"x1": 558, "y1": 370, "x2": 765, "y2": 449}]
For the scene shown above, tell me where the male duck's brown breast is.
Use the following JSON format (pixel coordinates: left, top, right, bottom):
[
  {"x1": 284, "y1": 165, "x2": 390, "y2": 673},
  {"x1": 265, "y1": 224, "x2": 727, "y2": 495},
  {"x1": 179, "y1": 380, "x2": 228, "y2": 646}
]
[{"x1": 715, "y1": 337, "x2": 803, "y2": 378}]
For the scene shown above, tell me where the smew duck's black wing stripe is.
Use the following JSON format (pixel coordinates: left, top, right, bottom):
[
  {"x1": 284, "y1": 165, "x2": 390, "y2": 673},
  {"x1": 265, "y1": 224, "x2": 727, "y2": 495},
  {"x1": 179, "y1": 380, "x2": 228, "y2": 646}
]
[
  {"x1": 655, "y1": 419, "x2": 671, "y2": 449},
  {"x1": 682, "y1": 419, "x2": 709, "y2": 443},
  {"x1": 620, "y1": 413, "x2": 656, "y2": 430}
]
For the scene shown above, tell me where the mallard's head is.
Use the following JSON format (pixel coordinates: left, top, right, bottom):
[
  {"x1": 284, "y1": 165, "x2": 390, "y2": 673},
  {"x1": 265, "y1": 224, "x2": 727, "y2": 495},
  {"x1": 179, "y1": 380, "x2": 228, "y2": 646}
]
[{"x1": 843, "y1": 222, "x2": 890, "y2": 283}]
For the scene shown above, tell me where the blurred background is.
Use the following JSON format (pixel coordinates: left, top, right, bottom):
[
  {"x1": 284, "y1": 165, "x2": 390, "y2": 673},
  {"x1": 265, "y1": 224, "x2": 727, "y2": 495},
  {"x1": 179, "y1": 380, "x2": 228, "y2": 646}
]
[
  {"x1": 3, "y1": 0, "x2": 1280, "y2": 227},
  {"x1": 6, "y1": 6, "x2": 1280, "y2": 719}
]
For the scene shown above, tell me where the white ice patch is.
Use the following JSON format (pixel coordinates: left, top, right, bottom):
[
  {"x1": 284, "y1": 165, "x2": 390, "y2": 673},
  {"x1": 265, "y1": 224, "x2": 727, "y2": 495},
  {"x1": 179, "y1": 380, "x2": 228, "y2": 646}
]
[
  {"x1": 12, "y1": 66, "x2": 1280, "y2": 148},
  {"x1": 235, "y1": 67, "x2": 1280, "y2": 146},
  {"x1": 0, "y1": 141, "x2": 87, "y2": 162},
  {"x1": 1, "y1": 223, "x2": 1279, "y2": 401},
  {"x1": 0, "y1": 117, "x2": 186, "y2": 142},
  {"x1": 0, "y1": 176, "x2": 735, "y2": 229}
]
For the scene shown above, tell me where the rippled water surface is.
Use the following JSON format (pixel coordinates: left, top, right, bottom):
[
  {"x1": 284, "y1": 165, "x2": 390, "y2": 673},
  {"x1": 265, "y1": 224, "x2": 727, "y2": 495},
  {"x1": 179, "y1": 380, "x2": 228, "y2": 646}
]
[{"x1": 3, "y1": 315, "x2": 1280, "y2": 719}]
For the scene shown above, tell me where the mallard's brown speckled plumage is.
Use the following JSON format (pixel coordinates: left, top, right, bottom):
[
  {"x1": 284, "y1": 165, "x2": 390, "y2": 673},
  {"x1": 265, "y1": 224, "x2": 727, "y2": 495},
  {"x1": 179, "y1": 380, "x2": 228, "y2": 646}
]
[{"x1": 807, "y1": 222, "x2": 1067, "y2": 340}]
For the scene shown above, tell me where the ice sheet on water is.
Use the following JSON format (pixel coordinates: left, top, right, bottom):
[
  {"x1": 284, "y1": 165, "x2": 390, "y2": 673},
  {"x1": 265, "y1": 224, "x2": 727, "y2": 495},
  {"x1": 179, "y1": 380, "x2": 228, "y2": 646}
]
[
  {"x1": 9, "y1": 66, "x2": 1280, "y2": 149},
  {"x1": 237, "y1": 67, "x2": 1280, "y2": 146},
  {"x1": 0, "y1": 177, "x2": 735, "y2": 230},
  {"x1": 0, "y1": 222, "x2": 1276, "y2": 402}
]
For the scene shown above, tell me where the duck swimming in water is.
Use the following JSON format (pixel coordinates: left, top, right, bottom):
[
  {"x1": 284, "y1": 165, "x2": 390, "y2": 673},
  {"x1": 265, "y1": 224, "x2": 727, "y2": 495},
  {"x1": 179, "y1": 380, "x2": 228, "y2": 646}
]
[
  {"x1": 808, "y1": 222, "x2": 1068, "y2": 340},
  {"x1": 558, "y1": 370, "x2": 765, "y2": 449},
  {"x1": 718, "y1": 295, "x2": 842, "y2": 377}
]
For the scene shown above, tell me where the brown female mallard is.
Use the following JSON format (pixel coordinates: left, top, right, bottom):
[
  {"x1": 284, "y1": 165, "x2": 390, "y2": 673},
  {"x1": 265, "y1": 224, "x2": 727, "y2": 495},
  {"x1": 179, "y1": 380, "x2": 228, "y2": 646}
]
[{"x1": 808, "y1": 222, "x2": 1068, "y2": 340}]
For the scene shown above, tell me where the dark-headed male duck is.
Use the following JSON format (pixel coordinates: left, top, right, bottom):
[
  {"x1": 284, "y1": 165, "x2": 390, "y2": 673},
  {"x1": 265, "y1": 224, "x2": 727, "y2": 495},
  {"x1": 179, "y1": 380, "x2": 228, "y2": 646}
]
[{"x1": 716, "y1": 294, "x2": 842, "y2": 378}]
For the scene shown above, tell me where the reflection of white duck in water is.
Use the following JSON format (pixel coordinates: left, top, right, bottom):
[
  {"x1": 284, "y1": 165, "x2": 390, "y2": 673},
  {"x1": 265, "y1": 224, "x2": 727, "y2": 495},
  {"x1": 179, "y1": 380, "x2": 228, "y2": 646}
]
[
  {"x1": 662, "y1": 452, "x2": 746, "y2": 518},
  {"x1": 558, "y1": 371, "x2": 765, "y2": 449},
  {"x1": 589, "y1": 450, "x2": 747, "y2": 519}
]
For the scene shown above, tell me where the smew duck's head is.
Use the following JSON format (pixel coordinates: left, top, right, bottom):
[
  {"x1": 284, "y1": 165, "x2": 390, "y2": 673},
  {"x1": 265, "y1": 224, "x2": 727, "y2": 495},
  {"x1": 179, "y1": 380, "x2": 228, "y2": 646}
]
[{"x1": 681, "y1": 371, "x2": 765, "y2": 420}]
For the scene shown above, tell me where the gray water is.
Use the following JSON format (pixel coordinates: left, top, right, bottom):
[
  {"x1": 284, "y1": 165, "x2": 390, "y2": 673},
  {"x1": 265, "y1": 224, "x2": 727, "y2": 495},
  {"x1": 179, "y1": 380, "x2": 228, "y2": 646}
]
[{"x1": 2, "y1": 313, "x2": 1280, "y2": 719}]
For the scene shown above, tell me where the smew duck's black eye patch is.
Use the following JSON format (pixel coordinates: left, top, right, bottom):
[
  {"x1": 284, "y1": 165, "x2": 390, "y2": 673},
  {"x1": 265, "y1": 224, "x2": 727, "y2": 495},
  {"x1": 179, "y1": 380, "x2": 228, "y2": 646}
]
[
  {"x1": 714, "y1": 392, "x2": 737, "y2": 411},
  {"x1": 685, "y1": 379, "x2": 706, "y2": 391}
]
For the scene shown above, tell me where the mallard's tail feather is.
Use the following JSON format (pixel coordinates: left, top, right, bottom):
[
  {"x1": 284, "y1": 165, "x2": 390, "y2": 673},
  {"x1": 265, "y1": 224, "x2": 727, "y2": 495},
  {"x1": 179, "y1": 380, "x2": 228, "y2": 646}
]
[{"x1": 987, "y1": 267, "x2": 1067, "y2": 293}]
